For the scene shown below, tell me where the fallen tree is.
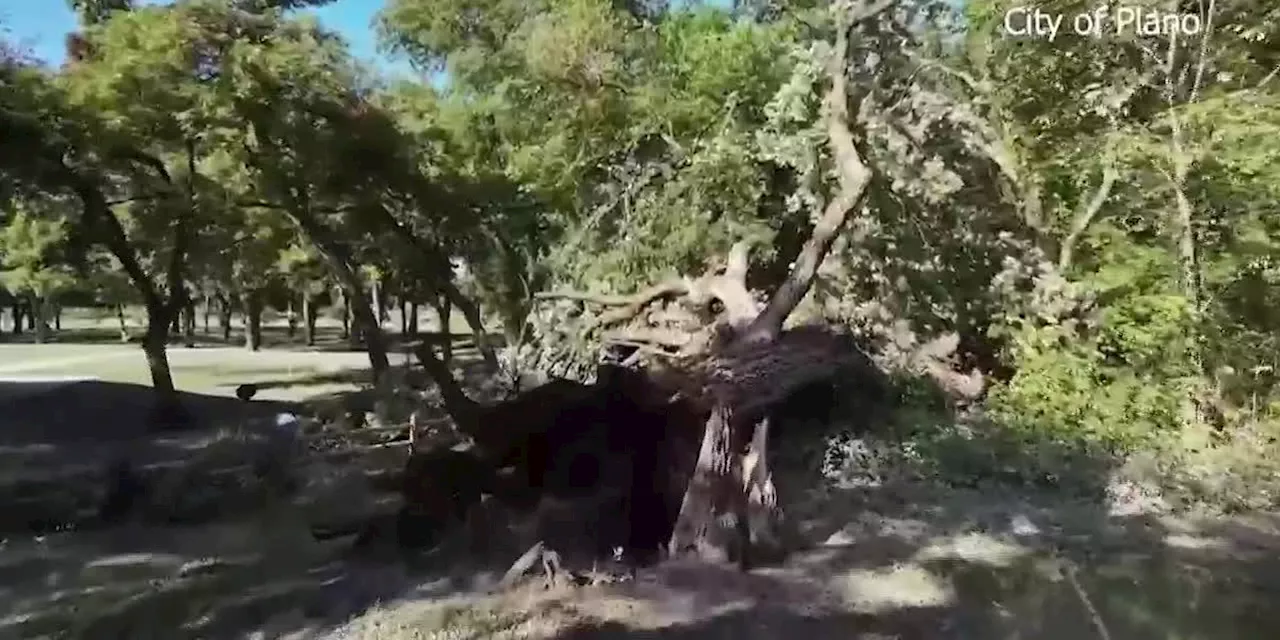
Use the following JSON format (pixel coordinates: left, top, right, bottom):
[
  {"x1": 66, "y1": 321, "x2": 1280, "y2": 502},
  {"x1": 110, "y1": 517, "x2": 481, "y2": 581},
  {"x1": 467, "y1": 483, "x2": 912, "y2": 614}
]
[{"x1": 389, "y1": 4, "x2": 892, "y2": 572}]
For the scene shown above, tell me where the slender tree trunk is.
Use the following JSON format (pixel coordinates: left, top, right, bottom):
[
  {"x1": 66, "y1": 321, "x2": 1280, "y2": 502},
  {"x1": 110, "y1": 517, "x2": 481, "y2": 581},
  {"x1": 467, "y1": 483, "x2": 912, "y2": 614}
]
[
  {"x1": 302, "y1": 293, "x2": 317, "y2": 346},
  {"x1": 242, "y1": 290, "x2": 263, "y2": 352},
  {"x1": 400, "y1": 297, "x2": 409, "y2": 335},
  {"x1": 29, "y1": 294, "x2": 49, "y2": 344},
  {"x1": 342, "y1": 285, "x2": 388, "y2": 377},
  {"x1": 337, "y1": 286, "x2": 350, "y2": 340},
  {"x1": 219, "y1": 294, "x2": 233, "y2": 342},
  {"x1": 202, "y1": 293, "x2": 212, "y2": 334},
  {"x1": 370, "y1": 277, "x2": 383, "y2": 328},
  {"x1": 25, "y1": 303, "x2": 34, "y2": 330},
  {"x1": 286, "y1": 297, "x2": 297, "y2": 339},
  {"x1": 407, "y1": 301, "x2": 419, "y2": 337},
  {"x1": 9, "y1": 303, "x2": 20, "y2": 335},
  {"x1": 433, "y1": 293, "x2": 453, "y2": 365},
  {"x1": 347, "y1": 301, "x2": 359, "y2": 348},
  {"x1": 289, "y1": 210, "x2": 389, "y2": 379},
  {"x1": 116, "y1": 303, "x2": 129, "y2": 342},
  {"x1": 182, "y1": 300, "x2": 196, "y2": 348}
]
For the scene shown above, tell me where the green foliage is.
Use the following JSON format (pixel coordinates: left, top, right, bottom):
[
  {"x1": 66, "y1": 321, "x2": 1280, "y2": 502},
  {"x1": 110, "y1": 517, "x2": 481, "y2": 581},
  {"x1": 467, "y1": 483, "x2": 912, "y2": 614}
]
[{"x1": 0, "y1": 199, "x2": 77, "y2": 297}]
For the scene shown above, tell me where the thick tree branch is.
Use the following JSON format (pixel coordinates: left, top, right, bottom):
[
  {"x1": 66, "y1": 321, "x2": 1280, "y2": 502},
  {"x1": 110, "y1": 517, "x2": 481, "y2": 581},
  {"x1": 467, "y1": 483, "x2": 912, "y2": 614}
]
[
  {"x1": 67, "y1": 168, "x2": 161, "y2": 310},
  {"x1": 104, "y1": 193, "x2": 166, "y2": 207},
  {"x1": 113, "y1": 147, "x2": 174, "y2": 186},
  {"x1": 742, "y1": 9, "x2": 874, "y2": 343},
  {"x1": 360, "y1": 203, "x2": 498, "y2": 367},
  {"x1": 161, "y1": 137, "x2": 199, "y2": 321}
]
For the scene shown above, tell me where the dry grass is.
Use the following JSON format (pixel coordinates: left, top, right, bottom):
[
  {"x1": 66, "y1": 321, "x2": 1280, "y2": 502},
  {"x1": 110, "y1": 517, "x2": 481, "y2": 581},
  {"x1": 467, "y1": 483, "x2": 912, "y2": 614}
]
[{"x1": 4, "y1": 348, "x2": 1280, "y2": 639}]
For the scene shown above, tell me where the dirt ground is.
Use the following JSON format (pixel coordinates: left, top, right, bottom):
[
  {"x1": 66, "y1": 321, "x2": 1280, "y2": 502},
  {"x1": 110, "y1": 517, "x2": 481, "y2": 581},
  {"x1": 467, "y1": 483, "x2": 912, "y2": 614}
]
[
  {"x1": 3, "y1": 474, "x2": 1279, "y2": 640},
  {"x1": 2, "y1": 334, "x2": 1279, "y2": 640}
]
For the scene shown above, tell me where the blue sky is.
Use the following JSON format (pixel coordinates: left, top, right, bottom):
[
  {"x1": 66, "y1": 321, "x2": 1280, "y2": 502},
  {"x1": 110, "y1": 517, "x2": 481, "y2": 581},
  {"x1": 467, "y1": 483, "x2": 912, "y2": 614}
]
[{"x1": 0, "y1": 0, "x2": 409, "y2": 73}]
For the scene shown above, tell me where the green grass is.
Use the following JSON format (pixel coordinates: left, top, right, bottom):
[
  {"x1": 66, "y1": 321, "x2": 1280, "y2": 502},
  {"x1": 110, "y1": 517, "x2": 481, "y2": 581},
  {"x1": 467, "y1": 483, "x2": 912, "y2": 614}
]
[{"x1": 0, "y1": 343, "x2": 407, "y2": 401}]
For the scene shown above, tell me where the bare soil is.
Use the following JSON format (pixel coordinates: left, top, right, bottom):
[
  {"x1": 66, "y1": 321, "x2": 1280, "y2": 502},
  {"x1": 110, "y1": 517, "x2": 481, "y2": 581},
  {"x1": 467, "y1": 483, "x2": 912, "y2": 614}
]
[{"x1": 2, "y1": 339, "x2": 1278, "y2": 640}]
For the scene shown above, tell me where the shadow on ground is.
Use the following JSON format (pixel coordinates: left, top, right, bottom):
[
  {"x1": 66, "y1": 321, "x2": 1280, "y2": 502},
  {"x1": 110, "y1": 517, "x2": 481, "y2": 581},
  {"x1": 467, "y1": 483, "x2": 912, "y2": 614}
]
[
  {"x1": 440, "y1": 486, "x2": 1280, "y2": 640},
  {"x1": 3, "y1": 352, "x2": 1279, "y2": 639}
]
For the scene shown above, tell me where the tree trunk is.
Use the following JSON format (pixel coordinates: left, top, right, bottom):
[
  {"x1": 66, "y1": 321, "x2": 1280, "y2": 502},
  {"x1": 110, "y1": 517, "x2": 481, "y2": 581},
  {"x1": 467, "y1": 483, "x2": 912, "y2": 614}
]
[
  {"x1": 668, "y1": 405, "x2": 751, "y2": 565},
  {"x1": 242, "y1": 290, "x2": 263, "y2": 352},
  {"x1": 359, "y1": 204, "x2": 498, "y2": 368},
  {"x1": 302, "y1": 293, "x2": 317, "y2": 346},
  {"x1": 337, "y1": 286, "x2": 350, "y2": 340},
  {"x1": 29, "y1": 295, "x2": 50, "y2": 344},
  {"x1": 347, "y1": 300, "x2": 359, "y2": 349},
  {"x1": 10, "y1": 303, "x2": 21, "y2": 335},
  {"x1": 344, "y1": 284, "x2": 388, "y2": 375},
  {"x1": 142, "y1": 301, "x2": 187, "y2": 430},
  {"x1": 116, "y1": 303, "x2": 129, "y2": 342},
  {"x1": 219, "y1": 293, "x2": 233, "y2": 342},
  {"x1": 286, "y1": 205, "x2": 390, "y2": 381},
  {"x1": 665, "y1": 13, "x2": 878, "y2": 567},
  {"x1": 142, "y1": 303, "x2": 176, "y2": 390},
  {"x1": 25, "y1": 303, "x2": 35, "y2": 330},
  {"x1": 286, "y1": 297, "x2": 297, "y2": 339},
  {"x1": 407, "y1": 302, "x2": 419, "y2": 337},
  {"x1": 202, "y1": 293, "x2": 212, "y2": 334},
  {"x1": 399, "y1": 297, "x2": 409, "y2": 335},
  {"x1": 182, "y1": 300, "x2": 196, "y2": 348},
  {"x1": 434, "y1": 294, "x2": 453, "y2": 365},
  {"x1": 373, "y1": 276, "x2": 388, "y2": 326}
]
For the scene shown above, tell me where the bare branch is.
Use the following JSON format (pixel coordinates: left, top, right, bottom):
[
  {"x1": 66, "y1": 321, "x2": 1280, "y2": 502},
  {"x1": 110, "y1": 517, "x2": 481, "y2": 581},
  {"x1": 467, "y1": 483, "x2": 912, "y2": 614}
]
[
  {"x1": 535, "y1": 279, "x2": 687, "y2": 307},
  {"x1": 1057, "y1": 163, "x2": 1119, "y2": 271},
  {"x1": 104, "y1": 193, "x2": 166, "y2": 207},
  {"x1": 743, "y1": 6, "x2": 876, "y2": 343}
]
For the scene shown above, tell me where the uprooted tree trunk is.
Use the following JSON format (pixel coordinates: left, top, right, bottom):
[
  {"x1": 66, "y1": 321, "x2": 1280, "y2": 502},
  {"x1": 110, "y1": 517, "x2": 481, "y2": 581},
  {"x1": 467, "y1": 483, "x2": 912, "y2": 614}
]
[
  {"x1": 533, "y1": 7, "x2": 878, "y2": 568},
  {"x1": 396, "y1": 3, "x2": 886, "y2": 574}
]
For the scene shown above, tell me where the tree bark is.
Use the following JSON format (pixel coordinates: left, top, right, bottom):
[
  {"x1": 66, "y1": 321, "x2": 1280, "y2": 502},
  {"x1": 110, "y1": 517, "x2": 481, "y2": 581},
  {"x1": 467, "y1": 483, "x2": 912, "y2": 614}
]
[
  {"x1": 433, "y1": 293, "x2": 453, "y2": 365},
  {"x1": 141, "y1": 301, "x2": 178, "y2": 396},
  {"x1": 182, "y1": 300, "x2": 195, "y2": 348},
  {"x1": 10, "y1": 302, "x2": 21, "y2": 335},
  {"x1": 371, "y1": 276, "x2": 384, "y2": 328},
  {"x1": 202, "y1": 292, "x2": 212, "y2": 334},
  {"x1": 243, "y1": 290, "x2": 263, "y2": 351},
  {"x1": 357, "y1": 204, "x2": 498, "y2": 368},
  {"x1": 668, "y1": 405, "x2": 748, "y2": 565},
  {"x1": 116, "y1": 303, "x2": 129, "y2": 342},
  {"x1": 286, "y1": 297, "x2": 297, "y2": 339},
  {"x1": 400, "y1": 297, "x2": 409, "y2": 335},
  {"x1": 219, "y1": 293, "x2": 233, "y2": 342},
  {"x1": 407, "y1": 302, "x2": 419, "y2": 337},
  {"x1": 286, "y1": 205, "x2": 390, "y2": 381},
  {"x1": 666, "y1": 5, "x2": 882, "y2": 567},
  {"x1": 302, "y1": 292, "x2": 317, "y2": 346},
  {"x1": 29, "y1": 295, "x2": 50, "y2": 344},
  {"x1": 337, "y1": 286, "x2": 350, "y2": 340}
]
